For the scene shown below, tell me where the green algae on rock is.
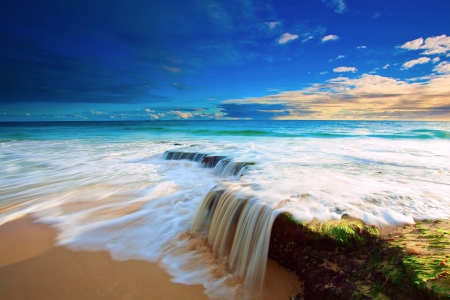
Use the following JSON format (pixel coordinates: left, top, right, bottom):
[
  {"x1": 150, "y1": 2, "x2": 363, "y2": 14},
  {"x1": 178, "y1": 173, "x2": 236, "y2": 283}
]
[{"x1": 268, "y1": 214, "x2": 450, "y2": 300}]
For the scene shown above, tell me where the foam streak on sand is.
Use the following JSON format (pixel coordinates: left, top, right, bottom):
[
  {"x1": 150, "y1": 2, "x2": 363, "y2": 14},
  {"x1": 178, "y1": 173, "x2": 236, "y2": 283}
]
[{"x1": 0, "y1": 121, "x2": 450, "y2": 298}]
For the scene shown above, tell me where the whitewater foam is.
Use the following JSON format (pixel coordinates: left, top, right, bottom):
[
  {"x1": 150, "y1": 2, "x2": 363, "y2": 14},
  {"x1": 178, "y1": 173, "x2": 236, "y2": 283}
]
[{"x1": 1, "y1": 121, "x2": 449, "y2": 298}]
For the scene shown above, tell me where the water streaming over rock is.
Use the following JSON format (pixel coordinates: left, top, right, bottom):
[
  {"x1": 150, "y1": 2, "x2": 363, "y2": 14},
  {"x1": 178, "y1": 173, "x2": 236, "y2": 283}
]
[
  {"x1": 162, "y1": 150, "x2": 252, "y2": 177},
  {"x1": 191, "y1": 185, "x2": 281, "y2": 289}
]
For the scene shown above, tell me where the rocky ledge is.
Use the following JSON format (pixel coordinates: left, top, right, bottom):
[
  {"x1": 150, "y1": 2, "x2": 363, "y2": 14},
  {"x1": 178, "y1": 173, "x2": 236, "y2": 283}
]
[{"x1": 269, "y1": 214, "x2": 450, "y2": 300}]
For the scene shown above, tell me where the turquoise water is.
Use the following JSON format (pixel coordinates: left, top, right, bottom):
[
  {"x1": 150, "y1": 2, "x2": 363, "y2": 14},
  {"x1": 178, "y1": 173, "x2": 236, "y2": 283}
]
[
  {"x1": 1, "y1": 120, "x2": 450, "y2": 141},
  {"x1": 1, "y1": 120, "x2": 449, "y2": 297}
]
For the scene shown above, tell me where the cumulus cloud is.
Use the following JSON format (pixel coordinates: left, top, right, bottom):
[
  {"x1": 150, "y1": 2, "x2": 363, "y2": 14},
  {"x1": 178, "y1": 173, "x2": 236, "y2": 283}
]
[
  {"x1": 222, "y1": 73, "x2": 450, "y2": 120},
  {"x1": 322, "y1": 35, "x2": 339, "y2": 42},
  {"x1": 400, "y1": 37, "x2": 424, "y2": 50},
  {"x1": 401, "y1": 57, "x2": 431, "y2": 69},
  {"x1": 169, "y1": 110, "x2": 193, "y2": 119},
  {"x1": 383, "y1": 64, "x2": 390, "y2": 69},
  {"x1": 321, "y1": 0, "x2": 346, "y2": 13},
  {"x1": 400, "y1": 35, "x2": 450, "y2": 56},
  {"x1": 357, "y1": 46, "x2": 367, "y2": 49},
  {"x1": 434, "y1": 61, "x2": 450, "y2": 74},
  {"x1": 333, "y1": 66, "x2": 357, "y2": 73},
  {"x1": 278, "y1": 33, "x2": 298, "y2": 44},
  {"x1": 432, "y1": 57, "x2": 441, "y2": 63},
  {"x1": 336, "y1": 55, "x2": 345, "y2": 59},
  {"x1": 145, "y1": 108, "x2": 154, "y2": 113}
]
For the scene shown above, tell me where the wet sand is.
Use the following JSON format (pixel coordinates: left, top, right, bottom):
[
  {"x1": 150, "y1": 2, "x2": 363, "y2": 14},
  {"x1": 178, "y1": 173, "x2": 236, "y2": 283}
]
[
  {"x1": 0, "y1": 216, "x2": 300, "y2": 300},
  {"x1": 0, "y1": 216, "x2": 207, "y2": 300}
]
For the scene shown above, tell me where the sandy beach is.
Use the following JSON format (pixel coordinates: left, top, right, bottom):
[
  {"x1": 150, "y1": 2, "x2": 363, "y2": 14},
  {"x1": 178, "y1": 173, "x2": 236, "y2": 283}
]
[{"x1": 0, "y1": 216, "x2": 300, "y2": 300}]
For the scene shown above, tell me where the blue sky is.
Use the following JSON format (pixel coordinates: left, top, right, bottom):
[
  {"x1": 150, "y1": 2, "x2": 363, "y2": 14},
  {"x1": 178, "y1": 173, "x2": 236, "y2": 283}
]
[{"x1": 1, "y1": 0, "x2": 449, "y2": 121}]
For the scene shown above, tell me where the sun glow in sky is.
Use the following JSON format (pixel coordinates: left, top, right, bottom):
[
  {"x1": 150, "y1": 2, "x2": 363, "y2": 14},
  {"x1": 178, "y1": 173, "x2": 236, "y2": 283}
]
[{"x1": 1, "y1": 0, "x2": 449, "y2": 121}]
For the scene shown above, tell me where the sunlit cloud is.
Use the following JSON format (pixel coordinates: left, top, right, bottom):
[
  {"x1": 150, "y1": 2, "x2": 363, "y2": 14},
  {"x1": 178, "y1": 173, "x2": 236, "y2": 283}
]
[
  {"x1": 400, "y1": 35, "x2": 450, "y2": 56},
  {"x1": 333, "y1": 66, "x2": 357, "y2": 73},
  {"x1": 322, "y1": 35, "x2": 339, "y2": 42},
  {"x1": 400, "y1": 37, "x2": 424, "y2": 50},
  {"x1": 383, "y1": 64, "x2": 390, "y2": 69},
  {"x1": 401, "y1": 57, "x2": 430, "y2": 69},
  {"x1": 432, "y1": 57, "x2": 440, "y2": 63},
  {"x1": 278, "y1": 33, "x2": 298, "y2": 44},
  {"x1": 434, "y1": 61, "x2": 450, "y2": 74},
  {"x1": 169, "y1": 110, "x2": 193, "y2": 119},
  {"x1": 357, "y1": 45, "x2": 367, "y2": 49},
  {"x1": 222, "y1": 74, "x2": 450, "y2": 120}
]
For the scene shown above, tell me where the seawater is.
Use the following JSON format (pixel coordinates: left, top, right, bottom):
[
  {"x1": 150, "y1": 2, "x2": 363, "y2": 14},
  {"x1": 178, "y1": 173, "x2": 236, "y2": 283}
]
[{"x1": 1, "y1": 120, "x2": 450, "y2": 298}]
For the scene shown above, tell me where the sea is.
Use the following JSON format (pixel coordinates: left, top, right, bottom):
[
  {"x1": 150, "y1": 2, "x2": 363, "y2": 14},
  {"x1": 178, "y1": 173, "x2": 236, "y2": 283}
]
[{"x1": 1, "y1": 120, "x2": 449, "y2": 298}]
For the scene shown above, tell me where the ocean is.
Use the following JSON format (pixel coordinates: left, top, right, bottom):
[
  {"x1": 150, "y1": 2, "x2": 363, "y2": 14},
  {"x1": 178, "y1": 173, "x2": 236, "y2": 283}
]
[{"x1": 1, "y1": 120, "x2": 449, "y2": 297}]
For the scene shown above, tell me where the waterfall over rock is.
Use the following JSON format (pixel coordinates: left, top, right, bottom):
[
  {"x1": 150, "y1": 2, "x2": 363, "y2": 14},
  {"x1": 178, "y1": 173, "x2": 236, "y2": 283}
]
[
  {"x1": 163, "y1": 149, "x2": 278, "y2": 288},
  {"x1": 191, "y1": 185, "x2": 281, "y2": 289},
  {"x1": 162, "y1": 150, "x2": 253, "y2": 178}
]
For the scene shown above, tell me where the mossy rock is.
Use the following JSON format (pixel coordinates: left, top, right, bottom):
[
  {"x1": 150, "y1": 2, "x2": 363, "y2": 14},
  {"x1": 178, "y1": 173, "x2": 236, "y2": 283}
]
[{"x1": 269, "y1": 214, "x2": 450, "y2": 300}]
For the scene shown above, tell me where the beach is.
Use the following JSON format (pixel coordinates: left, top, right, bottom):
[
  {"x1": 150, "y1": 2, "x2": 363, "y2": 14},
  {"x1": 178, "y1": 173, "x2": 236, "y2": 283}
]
[
  {"x1": 0, "y1": 216, "x2": 300, "y2": 300},
  {"x1": 0, "y1": 120, "x2": 449, "y2": 298},
  {"x1": 0, "y1": 216, "x2": 208, "y2": 300}
]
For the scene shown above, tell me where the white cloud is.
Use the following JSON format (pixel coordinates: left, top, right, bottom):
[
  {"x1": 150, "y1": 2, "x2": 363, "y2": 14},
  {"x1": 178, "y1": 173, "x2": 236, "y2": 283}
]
[
  {"x1": 322, "y1": 35, "x2": 339, "y2": 42},
  {"x1": 432, "y1": 57, "x2": 440, "y2": 63},
  {"x1": 145, "y1": 108, "x2": 154, "y2": 113},
  {"x1": 421, "y1": 35, "x2": 450, "y2": 55},
  {"x1": 267, "y1": 21, "x2": 280, "y2": 29},
  {"x1": 149, "y1": 114, "x2": 159, "y2": 119},
  {"x1": 400, "y1": 35, "x2": 450, "y2": 56},
  {"x1": 321, "y1": 0, "x2": 346, "y2": 13},
  {"x1": 434, "y1": 61, "x2": 450, "y2": 74},
  {"x1": 400, "y1": 37, "x2": 424, "y2": 50},
  {"x1": 336, "y1": 55, "x2": 345, "y2": 59},
  {"x1": 357, "y1": 46, "x2": 367, "y2": 49},
  {"x1": 319, "y1": 71, "x2": 329, "y2": 75},
  {"x1": 333, "y1": 66, "x2": 357, "y2": 73},
  {"x1": 302, "y1": 35, "x2": 313, "y2": 43},
  {"x1": 90, "y1": 110, "x2": 107, "y2": 115},
  {"x1": 222, "y1": 74, "x2": 450, "y2": 120},
  {"x1": 372, "y1": 11, "x2": 381, "y2": 19},
  {"x1": 278, "y1": 33, "x2": 298, "y2": 44},
  {"x1": 401, "y1": 57, "x2": 431, "y2": 69},
  {"x1": 383, "y1": 64, "x2": 390, "y2": 69},
  {"x1": 169, "y1": 110, "x2": 193, "y2": 119}
]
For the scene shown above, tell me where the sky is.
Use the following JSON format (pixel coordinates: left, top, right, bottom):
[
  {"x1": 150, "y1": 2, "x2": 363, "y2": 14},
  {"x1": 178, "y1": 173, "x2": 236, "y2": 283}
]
[{"x1": 1, "y1": 0, "x2": 450, "y2": 121}]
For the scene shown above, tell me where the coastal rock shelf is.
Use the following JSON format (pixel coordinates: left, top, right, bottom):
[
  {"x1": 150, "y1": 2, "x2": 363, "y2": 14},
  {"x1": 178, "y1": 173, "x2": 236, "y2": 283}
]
[
  {"x1": 269, "y1": 214, "x2": 450, "y2": 300},
  {"x1": 161, "y1": 149, "x2": 450, "y2": 299},
  {"x1": 162, "y1": 150, "x2": 254, "y2": 177}
]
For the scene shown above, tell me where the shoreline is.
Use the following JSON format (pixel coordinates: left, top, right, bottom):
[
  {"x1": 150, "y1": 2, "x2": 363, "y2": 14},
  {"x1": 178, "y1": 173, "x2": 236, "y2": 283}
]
[
  {"x1": 0, "y1": 215, "x2": 301, "y2": 300},
  {"x1": 0, "y1": 216, "x2": 208, "y2": 300}
]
